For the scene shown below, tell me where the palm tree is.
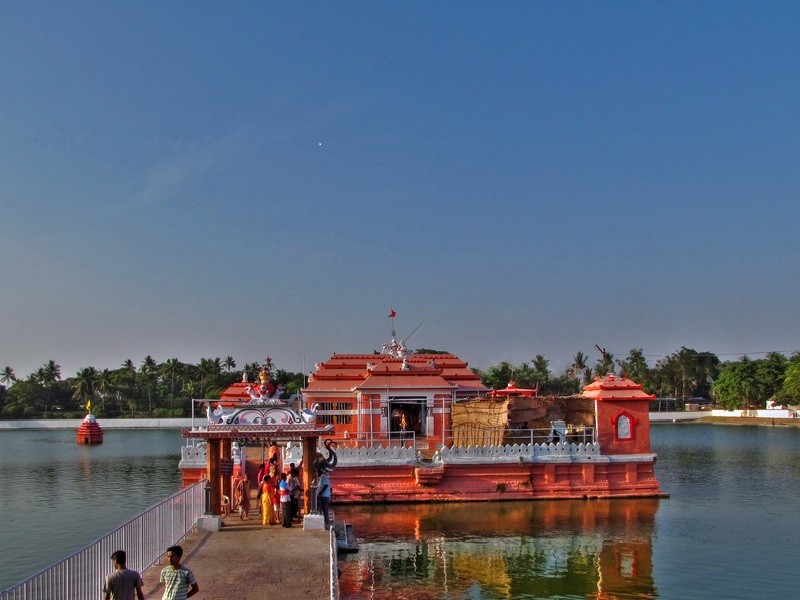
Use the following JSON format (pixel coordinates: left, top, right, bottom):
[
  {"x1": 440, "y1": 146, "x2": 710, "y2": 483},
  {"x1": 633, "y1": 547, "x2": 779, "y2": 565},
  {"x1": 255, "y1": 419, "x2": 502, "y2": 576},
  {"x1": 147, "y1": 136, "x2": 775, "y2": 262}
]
[
  {"x1": 263, "y1": 356, "x2": 274, "y2": 375},
  {"x1": 182, "y1": 380, "x2": 198, "y2": 400},
  {"x1": 140, "y1": 355, "x2": 158, "y2": 414},
  {"x1": 161, "y1": 358, "x2": 182, "y2": 400},
  {"x1": 41, "y1": 360, "x2": 61, "y2": 386},
  {"x1": 29, "y1": 367, "x2": 46, "y2": 385},
  {"x1": 243, "y1": 362, "x2": 261, "y2": 381},
  {"x1": 569, "y1": 352, "x2": 588, "y2": 383},
  {"x1": 532, "y1": 354, "x2": 550, "y2": 378},
  {"x1": 1, "y1": 366, "x2": 16, "y2": 388},
  {"x1": 594, "y1": 346, "x2": 615, "y2": 378},
  {"x1": 196, "y1": 359, "x2": 212, "y2": 396},
  {"x1": 96, "y1": 368, "x2": 113, "y2": 414},
  {"x1": 224, "y1": 356, "x2": 236, "y2": 373},
  {"x1": 72, "y1": 367, "x2": 98, "y2": 410}
]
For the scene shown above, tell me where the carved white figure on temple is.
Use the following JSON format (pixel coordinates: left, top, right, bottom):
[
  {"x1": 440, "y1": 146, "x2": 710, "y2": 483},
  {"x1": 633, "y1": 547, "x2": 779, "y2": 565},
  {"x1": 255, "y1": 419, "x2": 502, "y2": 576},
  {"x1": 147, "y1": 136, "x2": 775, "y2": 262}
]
[{"x1": 300, "y1": 403, "x2": 320, "y2": 424}]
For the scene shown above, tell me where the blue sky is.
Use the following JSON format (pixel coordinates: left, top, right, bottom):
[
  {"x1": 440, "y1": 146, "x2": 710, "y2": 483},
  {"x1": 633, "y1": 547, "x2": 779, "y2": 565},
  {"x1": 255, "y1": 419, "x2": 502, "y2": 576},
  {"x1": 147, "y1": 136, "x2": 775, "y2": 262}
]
[{"x1": 2, "y1": 2, "x2": 799, "y2": 380}]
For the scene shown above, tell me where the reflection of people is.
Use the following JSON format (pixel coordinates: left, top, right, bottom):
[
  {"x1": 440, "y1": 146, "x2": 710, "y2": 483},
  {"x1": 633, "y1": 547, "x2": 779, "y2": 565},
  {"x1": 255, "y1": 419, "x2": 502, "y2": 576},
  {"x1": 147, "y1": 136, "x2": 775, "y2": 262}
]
[
  {"x1": 317, "y1": 468, "x2": 332, "y2": 529},
  {"x1": 159, "y1": 545, "x2": 198, "y2": 600},
  {"x1": 103, "y1": 550, "x2": 145, "y2": 600}
]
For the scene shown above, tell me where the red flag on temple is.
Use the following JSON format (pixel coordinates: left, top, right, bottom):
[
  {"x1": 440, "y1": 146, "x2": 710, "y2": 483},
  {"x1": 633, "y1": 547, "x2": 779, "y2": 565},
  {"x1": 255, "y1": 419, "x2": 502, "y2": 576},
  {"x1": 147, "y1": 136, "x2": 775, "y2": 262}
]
[{"x1": 388, "y1": 308, "x2": 396, "y2": 318}]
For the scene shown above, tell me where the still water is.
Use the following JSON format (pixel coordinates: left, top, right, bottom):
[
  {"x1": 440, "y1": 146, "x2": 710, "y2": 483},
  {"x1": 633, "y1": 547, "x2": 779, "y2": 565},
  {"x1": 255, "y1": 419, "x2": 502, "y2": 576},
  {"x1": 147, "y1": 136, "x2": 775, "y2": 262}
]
[
  {"x1": 1, "y1": 425, "x2": 798, "y2": 598},
  {"x1": 0, "y1": 429, "x2": 182, "y2": 591},
  {"x1": 336, "y1": 424, "x2": 800, "y2": 599}
]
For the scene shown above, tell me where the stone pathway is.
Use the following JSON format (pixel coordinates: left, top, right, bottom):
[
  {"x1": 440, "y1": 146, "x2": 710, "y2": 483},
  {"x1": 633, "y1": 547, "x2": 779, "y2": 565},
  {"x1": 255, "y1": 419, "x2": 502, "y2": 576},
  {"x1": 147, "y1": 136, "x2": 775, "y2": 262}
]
[{"x1": 140, "y1": 512, "x2": 332, "y2": 600}]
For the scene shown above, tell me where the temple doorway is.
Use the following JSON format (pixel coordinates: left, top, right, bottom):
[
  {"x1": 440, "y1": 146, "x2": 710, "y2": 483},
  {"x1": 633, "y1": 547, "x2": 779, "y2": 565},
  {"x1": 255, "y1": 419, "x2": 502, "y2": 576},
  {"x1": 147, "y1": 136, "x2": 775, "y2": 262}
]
[{"x1": 389, "y1": 400, "x2": 426, "y2": 438}]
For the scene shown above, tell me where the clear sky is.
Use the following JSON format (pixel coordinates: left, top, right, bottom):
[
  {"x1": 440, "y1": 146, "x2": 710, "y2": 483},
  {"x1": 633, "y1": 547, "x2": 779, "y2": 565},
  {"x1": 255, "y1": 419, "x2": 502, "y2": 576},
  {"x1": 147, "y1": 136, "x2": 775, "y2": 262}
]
[{"x1": 2, "y1": 2, "x2": 799, "y2": 380}]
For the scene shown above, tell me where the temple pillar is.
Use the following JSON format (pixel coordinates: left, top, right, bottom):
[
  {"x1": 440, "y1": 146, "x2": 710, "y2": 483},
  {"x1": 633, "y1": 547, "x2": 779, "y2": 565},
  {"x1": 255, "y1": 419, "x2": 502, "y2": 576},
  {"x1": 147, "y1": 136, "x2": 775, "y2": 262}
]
[
  {"x1": 206, "y1": 438, "x2": 221, "y2": 515},
  {"x1": 302, "y1": 435, "x2": 318, "y2": 514},
  {"x1": 221, "y1": 439, "x2": 232, "y2": 512}
]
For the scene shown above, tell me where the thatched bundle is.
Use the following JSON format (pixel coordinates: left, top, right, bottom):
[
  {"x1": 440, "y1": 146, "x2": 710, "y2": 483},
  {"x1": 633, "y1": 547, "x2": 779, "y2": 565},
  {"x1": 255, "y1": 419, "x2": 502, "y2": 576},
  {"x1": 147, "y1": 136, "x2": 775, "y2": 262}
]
[
  {"x1": 451, "y1": 395, "x2": 596, "y2": 447},
  {"x1": 450, "y1": 398, "x2": 508, "y2": 447}
]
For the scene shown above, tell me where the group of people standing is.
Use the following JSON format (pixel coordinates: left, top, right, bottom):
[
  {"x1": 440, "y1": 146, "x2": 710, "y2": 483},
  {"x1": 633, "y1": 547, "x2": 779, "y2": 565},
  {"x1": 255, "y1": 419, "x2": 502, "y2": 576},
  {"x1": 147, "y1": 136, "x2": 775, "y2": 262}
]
[
  {"x1": 254, "y1": 462, "x2": 303, "y2": 528},
  {"x1": 230, "y1": 443, "x2": 305, "y2": 528}
]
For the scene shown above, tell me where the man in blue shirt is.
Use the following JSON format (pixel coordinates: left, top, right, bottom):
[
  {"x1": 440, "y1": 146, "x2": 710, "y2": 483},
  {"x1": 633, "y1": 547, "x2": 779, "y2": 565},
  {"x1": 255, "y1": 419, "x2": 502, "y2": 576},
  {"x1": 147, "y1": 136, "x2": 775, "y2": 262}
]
[{"x1": 317, "y1": 468, "x2": 332, "y2": 529}]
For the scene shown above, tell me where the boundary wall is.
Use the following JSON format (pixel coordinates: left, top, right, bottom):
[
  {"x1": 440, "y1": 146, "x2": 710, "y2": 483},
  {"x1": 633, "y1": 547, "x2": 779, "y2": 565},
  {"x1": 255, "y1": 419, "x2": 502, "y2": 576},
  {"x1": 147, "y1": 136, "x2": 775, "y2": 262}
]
[{"x1": 0, "y1": 418, "x2": 196, "y2": 430}]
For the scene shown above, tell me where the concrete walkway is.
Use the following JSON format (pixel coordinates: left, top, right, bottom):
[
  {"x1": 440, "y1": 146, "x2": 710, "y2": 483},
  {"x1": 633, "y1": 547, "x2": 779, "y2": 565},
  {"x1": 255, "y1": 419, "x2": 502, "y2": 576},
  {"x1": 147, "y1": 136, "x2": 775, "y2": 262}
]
[{"x1": 140, "y1": 512, "x2": 333, "y2": 600}]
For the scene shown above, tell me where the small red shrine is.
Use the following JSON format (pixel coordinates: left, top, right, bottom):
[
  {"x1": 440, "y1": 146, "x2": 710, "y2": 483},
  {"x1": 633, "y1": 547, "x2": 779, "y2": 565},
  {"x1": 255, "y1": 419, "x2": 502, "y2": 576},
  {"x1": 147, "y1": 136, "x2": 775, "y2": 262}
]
[
  {"x1": 76, "y1": 413, "x2": 103, "y2": 444},
  {"x1": 582, "y1": 373, "x2": 656, "y2": 455}
]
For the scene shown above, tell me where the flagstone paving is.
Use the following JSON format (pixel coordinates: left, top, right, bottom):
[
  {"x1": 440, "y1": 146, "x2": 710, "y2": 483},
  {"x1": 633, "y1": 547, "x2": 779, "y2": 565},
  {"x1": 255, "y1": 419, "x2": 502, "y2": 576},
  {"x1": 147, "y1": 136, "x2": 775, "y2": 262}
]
[{"x1": 140, "y1": 513, "x2": 333, "y2": 600}]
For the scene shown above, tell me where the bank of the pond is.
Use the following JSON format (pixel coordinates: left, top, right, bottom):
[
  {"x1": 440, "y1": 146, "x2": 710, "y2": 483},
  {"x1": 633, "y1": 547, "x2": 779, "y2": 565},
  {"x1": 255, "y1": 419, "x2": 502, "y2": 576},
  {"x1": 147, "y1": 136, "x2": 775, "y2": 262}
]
[
  {"x1": 696, "y1": 415, "x2": 800, "y2": 426},
  {"x1": 4, "y1": 414, "x2": 799, "y2": 430},
  {"x1": 0, "y1": 417, "x2": 196, "y2": 429}
]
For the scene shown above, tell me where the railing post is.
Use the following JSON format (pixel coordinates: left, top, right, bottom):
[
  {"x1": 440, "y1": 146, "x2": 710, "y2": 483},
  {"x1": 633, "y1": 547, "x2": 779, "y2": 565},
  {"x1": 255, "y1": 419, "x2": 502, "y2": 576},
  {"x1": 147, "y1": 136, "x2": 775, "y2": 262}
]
[{"x1": 309, "y1": 483, "x2": 319, "y2": 513}]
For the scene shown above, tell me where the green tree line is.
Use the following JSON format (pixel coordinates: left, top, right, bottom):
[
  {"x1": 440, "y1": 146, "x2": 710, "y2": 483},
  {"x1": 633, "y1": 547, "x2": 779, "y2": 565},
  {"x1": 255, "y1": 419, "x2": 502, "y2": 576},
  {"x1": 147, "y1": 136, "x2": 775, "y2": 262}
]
[
  {"x1": 474, "y1": 347, "x2": 800, "y2": 411},
  {"x1": 0, "y1": 356, "x2": 304, "y2": 419},
  {"x1": 3, "y1": 347, "x2": 799, "y2": 419}
]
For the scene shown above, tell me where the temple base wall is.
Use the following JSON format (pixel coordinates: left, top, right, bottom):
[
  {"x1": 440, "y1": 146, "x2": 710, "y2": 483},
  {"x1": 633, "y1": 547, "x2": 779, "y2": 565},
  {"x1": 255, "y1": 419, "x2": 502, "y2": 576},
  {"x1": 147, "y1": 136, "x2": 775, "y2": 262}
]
[{"x1": 328, "y1": 458, "x2": 665, "y2": 503}]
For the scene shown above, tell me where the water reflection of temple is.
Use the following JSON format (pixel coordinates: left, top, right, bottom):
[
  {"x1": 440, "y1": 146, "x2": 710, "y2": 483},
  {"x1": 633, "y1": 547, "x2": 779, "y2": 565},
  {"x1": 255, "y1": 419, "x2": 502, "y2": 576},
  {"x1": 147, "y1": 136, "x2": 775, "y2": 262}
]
[{"x1": 336, "y1": 499, "x2": 659, "y2": 600}]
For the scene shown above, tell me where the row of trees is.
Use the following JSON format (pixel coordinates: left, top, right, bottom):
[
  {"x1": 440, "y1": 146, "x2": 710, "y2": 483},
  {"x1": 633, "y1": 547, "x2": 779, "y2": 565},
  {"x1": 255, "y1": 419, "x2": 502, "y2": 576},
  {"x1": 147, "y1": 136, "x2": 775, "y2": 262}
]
[
  {"x1": 0, "y1": 356, "x2": 305, "y2": 419},
  {"x1": 2, "y1": 347, "x2": 798, "y2": 419},
  {"x1": 474, "y1": 347, "x2": 800, "y2": 411}
]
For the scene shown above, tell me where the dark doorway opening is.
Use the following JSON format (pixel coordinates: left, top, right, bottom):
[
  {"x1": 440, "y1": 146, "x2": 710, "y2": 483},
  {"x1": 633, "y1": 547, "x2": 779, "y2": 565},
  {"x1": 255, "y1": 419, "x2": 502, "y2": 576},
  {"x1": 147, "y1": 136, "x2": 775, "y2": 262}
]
[{"x1": 390, "y1": 401, "x2": 426, "y2": 438}]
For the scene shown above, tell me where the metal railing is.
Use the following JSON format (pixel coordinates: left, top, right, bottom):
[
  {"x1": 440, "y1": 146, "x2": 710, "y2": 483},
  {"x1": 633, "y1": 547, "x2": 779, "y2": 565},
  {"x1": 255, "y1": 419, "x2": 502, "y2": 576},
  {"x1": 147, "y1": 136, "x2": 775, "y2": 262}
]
[
  {"x1": 447, "y1": 424, "x2": 595, "y2": 448},
  {"x1": 1, "y1": 481, "x2": 205, "y2": 600},
  {"x1": 297, "y1": 425, "x2": 595, "y2": 452},
  {"x1": 501, "y1": 425, "x2": 596, "y2": 446}
]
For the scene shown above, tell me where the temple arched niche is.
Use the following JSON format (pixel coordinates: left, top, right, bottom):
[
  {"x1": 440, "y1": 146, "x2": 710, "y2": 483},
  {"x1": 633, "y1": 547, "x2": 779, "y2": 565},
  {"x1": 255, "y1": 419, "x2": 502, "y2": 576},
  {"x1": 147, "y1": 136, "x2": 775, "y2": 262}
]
[{"x1": 613, "y1": 410, "x2": 637, "y2": 442}]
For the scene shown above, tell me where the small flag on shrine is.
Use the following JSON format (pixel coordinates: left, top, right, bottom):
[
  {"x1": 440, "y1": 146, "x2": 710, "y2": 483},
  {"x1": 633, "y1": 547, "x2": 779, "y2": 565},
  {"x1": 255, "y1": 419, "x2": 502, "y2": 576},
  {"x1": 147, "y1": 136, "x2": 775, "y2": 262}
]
[{"x1": 388, "y1": 308, "x2": 396, "y2": 318}]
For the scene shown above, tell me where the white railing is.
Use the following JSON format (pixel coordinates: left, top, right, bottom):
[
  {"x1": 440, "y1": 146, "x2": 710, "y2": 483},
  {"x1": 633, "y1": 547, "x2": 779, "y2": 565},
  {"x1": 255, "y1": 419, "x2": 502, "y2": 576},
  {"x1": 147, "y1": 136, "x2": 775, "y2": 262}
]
[
  {"x1": 438, "y1": 440, "x2": 600, "y2": 463},
  {"x1": 280, "y1": 426, "x2": 598, "y2": 468},
  {"x1": 1, "y1": 481, "x2": 205, "y2": 600}
]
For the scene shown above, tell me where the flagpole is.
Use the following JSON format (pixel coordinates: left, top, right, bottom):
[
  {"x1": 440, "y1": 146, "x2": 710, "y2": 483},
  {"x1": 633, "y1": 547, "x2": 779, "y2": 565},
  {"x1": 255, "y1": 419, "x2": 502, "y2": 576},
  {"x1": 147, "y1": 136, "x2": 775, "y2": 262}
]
[{"x1": 388, "y1": 308, "x2": 396, "y2": 338}]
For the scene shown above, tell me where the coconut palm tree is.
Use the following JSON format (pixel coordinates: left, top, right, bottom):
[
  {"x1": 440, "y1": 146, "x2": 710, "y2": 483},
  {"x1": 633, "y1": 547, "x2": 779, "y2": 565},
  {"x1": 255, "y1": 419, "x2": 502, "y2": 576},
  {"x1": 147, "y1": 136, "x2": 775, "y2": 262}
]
[
  {"x1": 243, "y1": 362, "x2": 261, "y2": 382},
  {"x1": 1, "y1": 366, "x2": 16, "y2": 388},
  {"x1": 96, "y1": 368, "x2": 113, "y2": 414},
  {"x1": 140, "y1": 355, "x2": 158, "y2": 414},
  {"x1": 531, "y1": 354, "x2": 551, "y2": 383},
  {"x1": 72, "y1": 367, "x2": 98, "y2": 410},
  {"x1": 196, "y1": 358, "x2": 220, "y2": 396},
  {"x1": 41, "y1": 360, "x2": 61, "y2": 386},
  {"x1": 594, "y1": 346, "x2": 615, "y2": 378},
  {"x1": 161, "y1": 358, "x2": 182, "y2": 399},
  {"x1": 224, "y1": 356, "x2": 236, "y2": 373},
  {"x1": 182, "y1": 380, "x2": 198, "y2": 400},
  {"x1": 29, "y1": 368, "x2": 46, "y2": 385},
  {"x1": 569, "y1": 352, "x2": 588, "y2": 383}
]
